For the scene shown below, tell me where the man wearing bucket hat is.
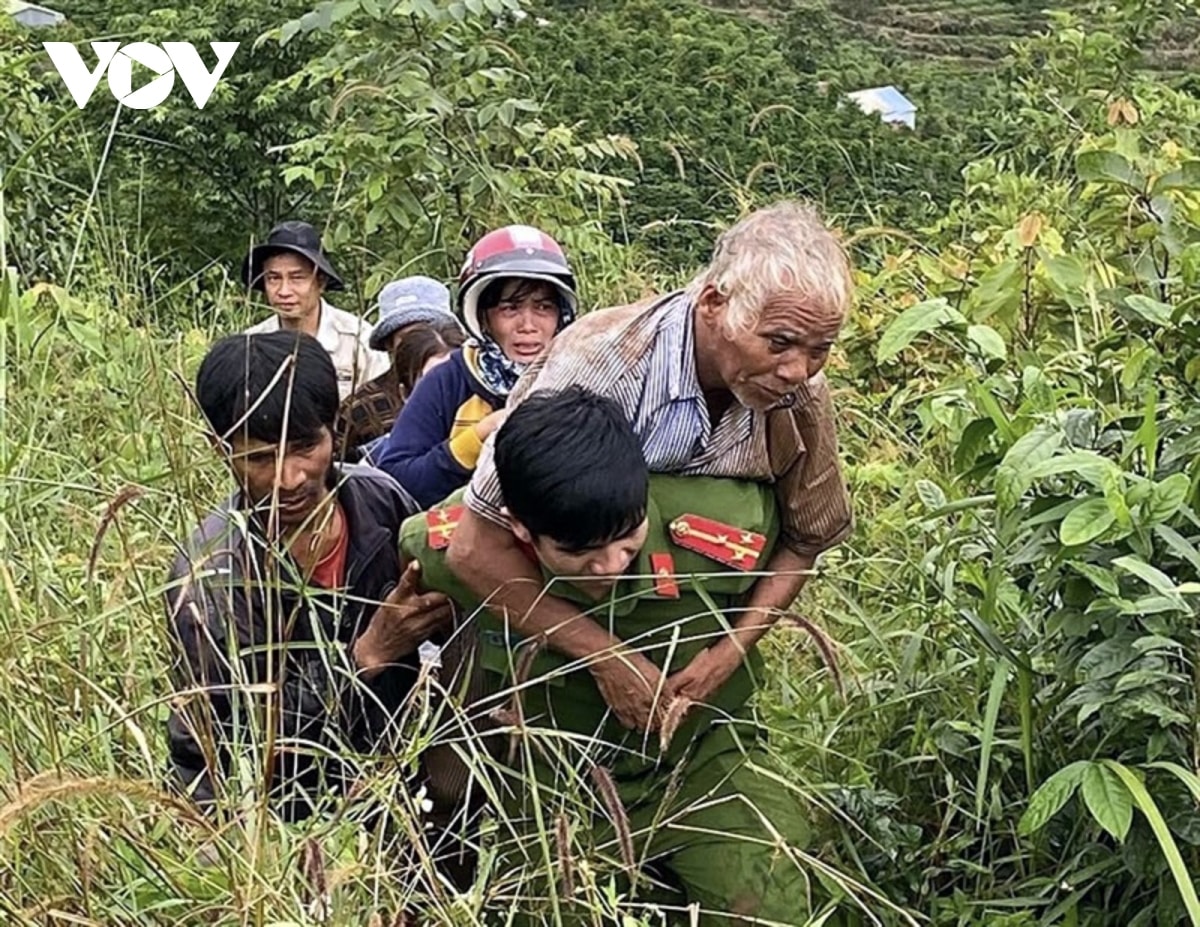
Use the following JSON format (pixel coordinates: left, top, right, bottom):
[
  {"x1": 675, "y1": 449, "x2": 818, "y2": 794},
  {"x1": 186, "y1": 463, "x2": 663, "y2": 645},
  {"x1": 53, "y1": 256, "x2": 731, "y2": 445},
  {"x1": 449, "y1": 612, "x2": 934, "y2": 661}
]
[
  {"x1": 336, "y1": 276, "x2": 465, "y2": 460},
  {"x1": 375, "y1": 224, "x2": 578, "y2": 509},
  {"x1": 242, "y1": 220, "x2": 389, "y2": 400}
]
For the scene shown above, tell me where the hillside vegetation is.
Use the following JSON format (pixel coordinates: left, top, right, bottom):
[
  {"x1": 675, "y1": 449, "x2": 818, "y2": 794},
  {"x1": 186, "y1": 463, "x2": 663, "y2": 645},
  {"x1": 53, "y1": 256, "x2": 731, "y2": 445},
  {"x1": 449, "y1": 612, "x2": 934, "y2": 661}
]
[{"x1": 4, "y1": 0, "x2": 1200, "y2": 923}]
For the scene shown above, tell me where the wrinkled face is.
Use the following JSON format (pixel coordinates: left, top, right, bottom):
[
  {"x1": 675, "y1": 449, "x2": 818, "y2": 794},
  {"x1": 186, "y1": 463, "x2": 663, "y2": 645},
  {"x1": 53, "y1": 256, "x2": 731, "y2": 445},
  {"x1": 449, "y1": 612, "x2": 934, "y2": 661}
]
[
  {"x1": 228, "y1": 427, "x2": 334, "y2": 529},
  {"x1": 513, "y1": 517, "x2": 650, "y2": 600},
  {"x1": 262, "y1": 252, "x2": 324, "y2": 321},
  {"x1": 484, "y1": 279, "x2": 560, "y2": 364},
  {"x1": 700, "y1": 286, "x2": 843, "y2": 412}
]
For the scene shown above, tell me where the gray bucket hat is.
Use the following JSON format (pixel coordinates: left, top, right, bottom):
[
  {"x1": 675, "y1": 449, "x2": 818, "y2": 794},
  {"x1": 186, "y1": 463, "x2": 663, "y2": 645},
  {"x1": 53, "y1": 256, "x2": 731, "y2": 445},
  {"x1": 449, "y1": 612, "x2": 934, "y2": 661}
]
[{"x1": 368, "y1": 275, "x2": 457, "y2": 350}]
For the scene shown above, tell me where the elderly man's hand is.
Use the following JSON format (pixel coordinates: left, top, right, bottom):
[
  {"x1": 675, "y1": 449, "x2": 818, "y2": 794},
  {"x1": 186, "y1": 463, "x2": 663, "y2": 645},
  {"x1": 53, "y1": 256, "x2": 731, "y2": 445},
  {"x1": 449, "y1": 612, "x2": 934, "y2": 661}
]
[
  {"x1": 354, "y1": 562, "x2": 454, "y2": 678},
  {"x1": 589, "y1": 649, "x2": 666, "y2": 732},
  {"x1": 665, "y1": 641, "x2": 744, "y2": 708}
]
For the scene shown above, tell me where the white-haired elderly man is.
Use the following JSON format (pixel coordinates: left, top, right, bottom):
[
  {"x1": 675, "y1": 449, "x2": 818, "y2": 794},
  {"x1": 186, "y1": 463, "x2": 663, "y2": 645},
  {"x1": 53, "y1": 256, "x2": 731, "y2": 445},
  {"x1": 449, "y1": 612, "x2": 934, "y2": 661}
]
[{"x1": 446, "y1": 200, "x2": 854, "y2": 732}]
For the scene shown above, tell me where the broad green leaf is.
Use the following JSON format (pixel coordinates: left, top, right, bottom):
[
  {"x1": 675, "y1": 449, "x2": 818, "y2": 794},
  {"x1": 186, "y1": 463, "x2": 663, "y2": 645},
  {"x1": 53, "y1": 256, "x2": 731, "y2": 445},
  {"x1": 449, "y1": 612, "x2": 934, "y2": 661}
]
[
  {"x1": 1147, "y1": 473, "x2": 1191, "y2": 523},
  {"x1": 1125, "y1": 295, "x2": 1174, "y2": 327},
  {"x1": 279, "y1": 18, "x2": 302, "y2": 45},
  {"x1": 1154, "y1": 524, "x2": 1200, "y2": 574},
  {"x1": 1042, "y1": 254, "x2": 1088, "y2": 297},
  {"x1": 1068, "y1": 561, "x2": 1119, "y2": 596},
  {"x1": 1019, "y1": 761, "x2": 1089, "y2": 835},
  {"x1": 1113, "y1": 555, "x2": 1179, "y2": 597},
  {"x1": 1027, "y1": 450, "x2": 1117, "y2": 488},
  {"x1": 1077, "y1": 638, "x2": 1138, "y2": 680},
  {"x1": 1081, "y1": 762, "x2": 1132, "y2": 842},
  {"x1": 915, "y1": 479, "x2": 946, "y2": 511},
  {"x1": 1076, "y1": 150, "x2": 1145, "y2": 190},
  {"x1": 967, "y1": 324, "x2": 1006, "y2": 360},
  {"x1": 1105, "y1": 761, "x2": 1200, "y2": 924},
  {"x1": 875, "y1": 298, "x2": 966, "y2": 363},
  {"x1": 1150, "y1": 161, "x2": 1200, "y2": 195},
  {"x1": 968, "y1": 259, "x2": 1022, "y2": 323},
  {"x1": 1060, "y1": 498, "x2": 1115, "y2": 546},
  {"x1": 1101, "y1": 467, "x2": 1133, "y2": 533},
  {"x1": 1120, "y1": 343, "x2": 1158, "y2": 391},
  {"x1": 954, "y1": 419, "x2": 996, "y2": 473},
  {"x1": 995, "y1": 427, "x2": 1063, "y2": 511},
  {"x1": 969, "y1": 382, "x2": 1015, "y2": 444}
]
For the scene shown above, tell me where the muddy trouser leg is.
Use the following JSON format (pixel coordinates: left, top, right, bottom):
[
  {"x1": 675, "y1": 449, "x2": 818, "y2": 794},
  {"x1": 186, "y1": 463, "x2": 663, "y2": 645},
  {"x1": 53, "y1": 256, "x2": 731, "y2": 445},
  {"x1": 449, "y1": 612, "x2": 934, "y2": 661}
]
[
  {"x1": 488, "y1": 713, "x2": 848, "y2": 926},
  {"x1": 616, "y1": 715, "x2": 858, "y2": 927}
]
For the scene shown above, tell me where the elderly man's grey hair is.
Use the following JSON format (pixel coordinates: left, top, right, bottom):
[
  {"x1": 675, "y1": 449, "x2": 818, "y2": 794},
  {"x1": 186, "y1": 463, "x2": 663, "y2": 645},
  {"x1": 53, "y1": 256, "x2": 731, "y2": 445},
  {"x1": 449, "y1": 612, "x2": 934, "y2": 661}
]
[{"x1": 686, "y1": 200, "x2": 853, "y2": 333}]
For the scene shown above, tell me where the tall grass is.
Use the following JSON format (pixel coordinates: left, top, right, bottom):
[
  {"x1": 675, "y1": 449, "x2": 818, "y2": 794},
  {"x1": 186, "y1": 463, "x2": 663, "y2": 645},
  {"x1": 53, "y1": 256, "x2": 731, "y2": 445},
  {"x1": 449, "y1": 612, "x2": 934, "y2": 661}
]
[{"x1": 0, "y1": 208, "x2": 905, "y2": 924}]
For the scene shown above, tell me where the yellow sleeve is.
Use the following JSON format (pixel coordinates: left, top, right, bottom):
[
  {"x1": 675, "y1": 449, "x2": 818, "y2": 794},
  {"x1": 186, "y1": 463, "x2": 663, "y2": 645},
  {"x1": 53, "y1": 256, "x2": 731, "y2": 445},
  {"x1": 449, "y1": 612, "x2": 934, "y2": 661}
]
[{"x1": 448, "y1": 424, "x2": 485, "y2": 469}]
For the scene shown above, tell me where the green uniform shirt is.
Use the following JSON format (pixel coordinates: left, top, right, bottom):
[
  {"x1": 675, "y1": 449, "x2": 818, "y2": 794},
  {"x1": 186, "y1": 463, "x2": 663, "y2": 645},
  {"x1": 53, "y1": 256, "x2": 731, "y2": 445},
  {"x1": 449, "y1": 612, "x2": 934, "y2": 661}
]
[{"x1": 401, "y1": 474, "x2": 779, "y2": 771}]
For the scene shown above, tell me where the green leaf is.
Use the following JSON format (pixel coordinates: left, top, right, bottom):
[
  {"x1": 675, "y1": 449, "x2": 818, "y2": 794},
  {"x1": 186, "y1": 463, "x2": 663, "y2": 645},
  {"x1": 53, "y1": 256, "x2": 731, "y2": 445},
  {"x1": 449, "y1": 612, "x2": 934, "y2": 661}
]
[
  {"x1": 1042, "y1": 254, "x2": 1088, "y2": 298},
  {"x1": 1104, "y1": 761, "x2": 1200, "y2": 924},
  {"x1": 1081, "y1": 762, "x2": 1132, "y2": 842},
  {"x1": 968, "y1": 259, "x2": 1022, "y2": 322},
  {"x1": 1112, "y1": 555, "x2": 1179, "y2": 597},
  {"x1": 967, "y1": 324, "x2": 1006, "y2": 360},
  {"x1": 1125, "y1": 295, "x2": 1175, "y2": 327},
  {"x1": 1019, "y1": 761, "x2": 1089, "y2": 835},
  {"x1": 1076, "y1": 150, "x2": 1146, "y2": 190},
  {"x1": 995, "y1": 427, "x2": 1063, "y2": 512},
  {"x1": 1026, "y1": 450, "x2": 1118, "y2": 488},
  {"x1": 1150, "y1": 161, "x2": 1200, "y2": 195},
  {"x1": 1068, "y1": 561, "x2": 1119, "y2": 596},
  {"x1": 954, "y1": 418, "x2": 996, "y2": 473},
  {"x1": 1147, "y1": 474, "x2": 1190, "y2": 523},
  {"x1": 975, "y1": 660, "x2": 1009, "y2": 826},
  {"x1": 1060, "y1": 498, "x2": 1115, "y2": 546},
  {"x1": 1120, "y1": 343, "x2": 1158, "y2": 391},
  {"x1": 1154, "y1": 524, "x2": 1200, "y2": 574},
  {"x1": 916, "y1": 479, "x2": 946, "y2": 511},
  {"x1": 876, "y1": 298, "x2": 966, "y2": 363}
]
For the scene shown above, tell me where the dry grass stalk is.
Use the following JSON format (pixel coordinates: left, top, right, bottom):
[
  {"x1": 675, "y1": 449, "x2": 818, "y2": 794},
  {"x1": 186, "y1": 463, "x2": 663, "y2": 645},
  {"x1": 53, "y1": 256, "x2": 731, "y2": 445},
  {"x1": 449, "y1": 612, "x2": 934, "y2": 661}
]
[
  {"x1": 779, "y1": 611, "x2": 844, "y2": 698},
  {"x1": 589, "y1": 764, "x2": 636, "y2": 888},
  {"x1": 0, "y1": 772, "x2": 209, "y2": 836},
  {"x1": 555, "y1": 812, "x2": 576, "y2": 898},
  {"x1": 658, "y1": 695, "x2": 693, "y2": 753},
  {"x1": 85, "y1": 484, "x2": 144, "y2": 581}
]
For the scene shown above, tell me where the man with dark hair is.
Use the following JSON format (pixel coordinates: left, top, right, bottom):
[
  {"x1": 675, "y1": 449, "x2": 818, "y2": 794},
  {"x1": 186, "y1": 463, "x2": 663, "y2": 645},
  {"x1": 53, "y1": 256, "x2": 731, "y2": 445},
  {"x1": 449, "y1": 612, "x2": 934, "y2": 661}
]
[
  {"x1": 166, "y1": 330, "x2": 452, "y2": 821},
  {"x1": 402, "y1": 386, "x2": 849, "y2": 924}
]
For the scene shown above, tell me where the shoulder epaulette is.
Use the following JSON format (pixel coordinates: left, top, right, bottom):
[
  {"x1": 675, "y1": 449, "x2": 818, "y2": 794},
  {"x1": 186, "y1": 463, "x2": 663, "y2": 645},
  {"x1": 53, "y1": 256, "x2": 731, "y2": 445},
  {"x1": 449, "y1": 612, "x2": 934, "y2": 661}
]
[
  {"x1": 426, "y1": 504, "x2": 465, "y2": 550},
  {"x1": 668, "y1": 514, "x2": 766, "y2": 571}
]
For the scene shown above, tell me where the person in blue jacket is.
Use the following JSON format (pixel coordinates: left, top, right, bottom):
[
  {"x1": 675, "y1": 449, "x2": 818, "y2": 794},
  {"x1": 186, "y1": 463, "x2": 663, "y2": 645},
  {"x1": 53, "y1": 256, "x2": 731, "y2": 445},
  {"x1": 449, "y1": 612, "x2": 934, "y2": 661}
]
[{"x1": 375, "y1": 225, "x2": 578, "y2": 509}]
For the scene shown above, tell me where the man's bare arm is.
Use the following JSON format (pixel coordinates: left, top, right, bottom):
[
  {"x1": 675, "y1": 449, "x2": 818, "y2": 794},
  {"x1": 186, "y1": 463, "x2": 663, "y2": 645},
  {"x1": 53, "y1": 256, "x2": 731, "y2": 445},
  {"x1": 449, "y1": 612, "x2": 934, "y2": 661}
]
[
  {"x1": 446, "y1": 507, "x2": 666, "y2": 730},
  {"x1": 727, "y1": 546, "x2": 816, "y2": 651},
  {"x1": 665, "y1": 546, "x2": 816, "y2": 706}
]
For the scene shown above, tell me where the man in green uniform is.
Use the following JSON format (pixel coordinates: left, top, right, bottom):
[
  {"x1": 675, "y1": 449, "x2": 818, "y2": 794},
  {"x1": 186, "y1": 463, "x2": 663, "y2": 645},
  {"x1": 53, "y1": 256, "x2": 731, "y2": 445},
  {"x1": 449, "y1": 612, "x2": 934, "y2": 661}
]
[{"x1": 402, "y1": 386, "x2": 855, "y2": 925}]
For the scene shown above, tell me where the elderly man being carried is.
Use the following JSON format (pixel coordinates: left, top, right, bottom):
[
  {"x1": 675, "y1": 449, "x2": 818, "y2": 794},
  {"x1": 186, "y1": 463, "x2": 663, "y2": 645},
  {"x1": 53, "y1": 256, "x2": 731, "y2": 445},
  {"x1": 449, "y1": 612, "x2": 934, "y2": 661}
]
[{"x1": 446, "y1": 200, "x2": 854, "y2": 734}]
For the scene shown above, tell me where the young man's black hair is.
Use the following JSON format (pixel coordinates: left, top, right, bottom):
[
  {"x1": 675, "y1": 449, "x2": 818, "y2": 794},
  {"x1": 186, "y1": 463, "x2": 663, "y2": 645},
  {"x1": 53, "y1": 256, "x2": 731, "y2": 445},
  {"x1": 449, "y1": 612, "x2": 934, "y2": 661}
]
[
  {"x1": 196, "y1": 331, "x2": 338, "y2": 445},
  {"x1": 494, "y1": 385, "x2": 648, "y2": 553}
]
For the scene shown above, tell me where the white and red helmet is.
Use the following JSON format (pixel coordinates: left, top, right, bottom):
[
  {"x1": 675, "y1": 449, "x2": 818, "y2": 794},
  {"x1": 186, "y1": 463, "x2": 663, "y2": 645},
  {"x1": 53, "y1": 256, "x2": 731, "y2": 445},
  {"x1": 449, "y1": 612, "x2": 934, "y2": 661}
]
[{"x1": 457, "y1": 225, "x2": 578, "y2": 340}]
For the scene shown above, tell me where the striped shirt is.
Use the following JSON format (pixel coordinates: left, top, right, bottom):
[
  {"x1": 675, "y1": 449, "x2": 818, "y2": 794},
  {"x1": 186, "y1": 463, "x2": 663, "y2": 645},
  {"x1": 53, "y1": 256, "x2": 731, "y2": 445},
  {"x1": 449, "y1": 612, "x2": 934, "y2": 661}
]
[{"x1": 463, "y1": 291, "x2": 853, "y2": 557}]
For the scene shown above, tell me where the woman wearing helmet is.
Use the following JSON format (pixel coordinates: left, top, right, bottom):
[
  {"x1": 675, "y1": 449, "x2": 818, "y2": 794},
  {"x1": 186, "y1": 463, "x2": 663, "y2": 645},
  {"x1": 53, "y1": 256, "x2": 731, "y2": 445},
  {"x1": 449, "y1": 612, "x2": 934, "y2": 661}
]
[{"x1": 375, "y1": 225, "x2": 578, "y2": 509}]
